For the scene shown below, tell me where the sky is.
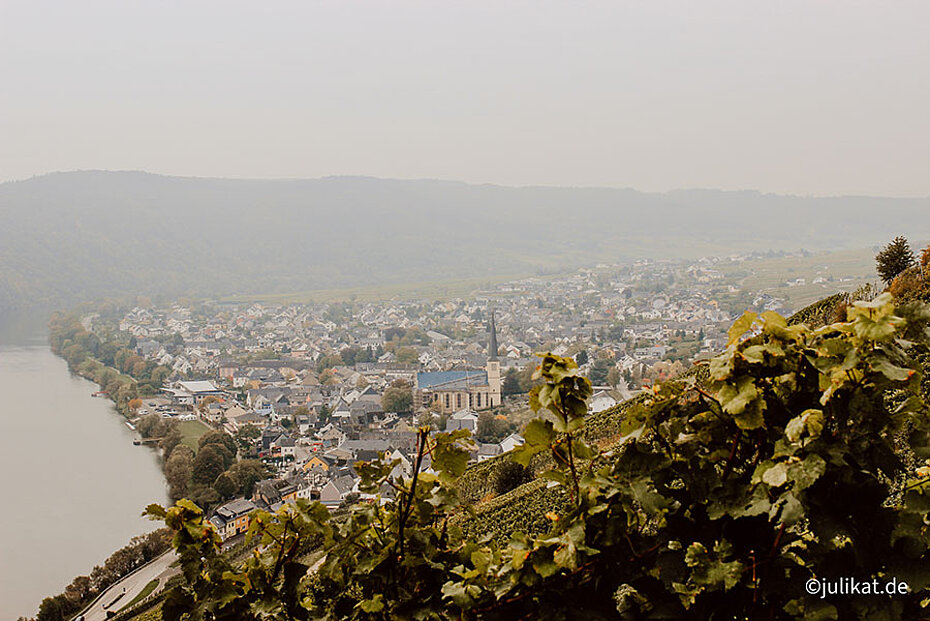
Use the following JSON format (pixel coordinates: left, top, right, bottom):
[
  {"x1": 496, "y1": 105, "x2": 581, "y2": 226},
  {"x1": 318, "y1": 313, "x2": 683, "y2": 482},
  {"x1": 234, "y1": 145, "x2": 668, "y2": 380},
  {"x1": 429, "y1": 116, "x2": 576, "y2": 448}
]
[{"x1": 1, "y1": 1, "x2": 928, "y2": 196}]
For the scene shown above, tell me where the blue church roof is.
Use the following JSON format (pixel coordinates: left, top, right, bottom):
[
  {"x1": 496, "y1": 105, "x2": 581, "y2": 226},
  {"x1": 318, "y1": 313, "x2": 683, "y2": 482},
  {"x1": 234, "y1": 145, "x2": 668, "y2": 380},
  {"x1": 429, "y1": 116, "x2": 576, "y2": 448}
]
[{"x1": 417, "y1": 370, "x2": 488, "y2": 390}]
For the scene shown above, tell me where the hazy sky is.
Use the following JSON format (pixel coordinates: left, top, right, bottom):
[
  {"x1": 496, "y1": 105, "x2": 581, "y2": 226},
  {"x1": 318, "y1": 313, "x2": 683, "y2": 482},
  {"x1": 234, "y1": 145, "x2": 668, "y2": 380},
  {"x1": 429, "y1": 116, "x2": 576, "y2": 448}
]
[{"x1": 1, "y1": 1, "x2": 928, "y2": 196}]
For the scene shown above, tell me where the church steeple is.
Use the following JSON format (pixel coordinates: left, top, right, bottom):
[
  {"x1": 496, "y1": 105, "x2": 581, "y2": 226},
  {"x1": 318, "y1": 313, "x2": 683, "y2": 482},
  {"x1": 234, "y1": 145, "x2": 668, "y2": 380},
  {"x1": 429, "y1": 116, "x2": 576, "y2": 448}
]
[{"x1": 488, "y1": 308, "x2": 499, "y2": 360}]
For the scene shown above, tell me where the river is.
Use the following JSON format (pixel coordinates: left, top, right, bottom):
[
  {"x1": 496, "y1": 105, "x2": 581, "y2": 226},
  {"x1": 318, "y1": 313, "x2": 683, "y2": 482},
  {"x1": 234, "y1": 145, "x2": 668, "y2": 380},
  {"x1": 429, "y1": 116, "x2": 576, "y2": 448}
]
[{"x1": 0, "y1": 314, "x2": 169, "y2": 619}]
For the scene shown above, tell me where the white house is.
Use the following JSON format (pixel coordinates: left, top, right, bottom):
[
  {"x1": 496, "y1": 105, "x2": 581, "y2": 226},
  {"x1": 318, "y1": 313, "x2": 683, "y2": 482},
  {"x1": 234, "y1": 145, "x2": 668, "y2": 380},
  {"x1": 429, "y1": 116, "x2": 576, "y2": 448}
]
[
  {"x1": 499, "y1": 433, "x2": 525, "y2": 453},
  {"x1": 589, "y1": 390, "x2": 618, "y2": 414},
  {"x1": 319, "y1": 475, "x2": 358, "y2": 507},
  {"x1": 387, "y1": 449, "x2": 412, "y2": 479},
  {"x1": 446, "y1": 408, "x2": 479, "y2": 432}
]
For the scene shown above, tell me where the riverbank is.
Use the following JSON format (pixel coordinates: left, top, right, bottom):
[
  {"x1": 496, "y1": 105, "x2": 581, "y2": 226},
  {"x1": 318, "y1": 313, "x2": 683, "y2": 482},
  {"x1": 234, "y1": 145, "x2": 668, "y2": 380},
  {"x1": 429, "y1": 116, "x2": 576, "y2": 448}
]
[{"x1": 48, "y1": 311, "x2": 174, "y2": 419}]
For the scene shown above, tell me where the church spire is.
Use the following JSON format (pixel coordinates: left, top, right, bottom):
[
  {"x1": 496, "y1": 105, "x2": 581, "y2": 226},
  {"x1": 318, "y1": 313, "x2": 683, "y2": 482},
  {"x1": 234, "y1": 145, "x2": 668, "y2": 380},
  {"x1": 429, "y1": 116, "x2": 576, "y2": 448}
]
[{"x1": 488, "y1": 308, "x2": 499, "y2": 360}]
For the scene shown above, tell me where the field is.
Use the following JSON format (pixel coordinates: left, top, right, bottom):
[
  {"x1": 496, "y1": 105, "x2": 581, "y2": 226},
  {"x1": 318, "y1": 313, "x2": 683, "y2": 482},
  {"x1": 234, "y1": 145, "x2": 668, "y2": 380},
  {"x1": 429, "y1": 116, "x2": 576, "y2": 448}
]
[
  {"x1": 217, "y1": 273, "x2": 536, "y2": 305},
  {"x1": 718, "y1": 246, "x2": 881, "y2": 312},
  {"x1": 177, "y1": 419, "x2": 211, "y2": 452}
]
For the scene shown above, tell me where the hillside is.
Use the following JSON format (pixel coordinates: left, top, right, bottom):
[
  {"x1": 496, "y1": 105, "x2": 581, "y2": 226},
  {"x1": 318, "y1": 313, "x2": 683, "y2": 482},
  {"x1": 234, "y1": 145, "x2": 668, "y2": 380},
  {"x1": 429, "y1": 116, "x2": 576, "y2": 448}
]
[
  {"x1": 110, "y1": 287, "x2": 930, "y2": 620},
  {"x1": 3, "y1": 171, "x2": 930, "y2": 312}
]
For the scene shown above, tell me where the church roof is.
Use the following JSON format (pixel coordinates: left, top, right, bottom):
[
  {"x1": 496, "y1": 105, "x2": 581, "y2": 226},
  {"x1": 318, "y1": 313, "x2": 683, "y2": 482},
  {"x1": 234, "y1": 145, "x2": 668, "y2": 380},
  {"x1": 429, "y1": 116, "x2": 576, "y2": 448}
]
[{"x1": 416, "y1": 370, "x2": 488, "y2": 390}]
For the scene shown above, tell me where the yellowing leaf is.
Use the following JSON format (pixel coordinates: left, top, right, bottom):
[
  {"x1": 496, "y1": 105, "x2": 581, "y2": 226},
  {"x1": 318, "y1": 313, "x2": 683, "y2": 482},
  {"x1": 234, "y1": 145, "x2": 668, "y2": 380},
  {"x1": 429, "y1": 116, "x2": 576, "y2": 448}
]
[{"x1": 728, "y1": 311, "x2": 758, "y2": 347}]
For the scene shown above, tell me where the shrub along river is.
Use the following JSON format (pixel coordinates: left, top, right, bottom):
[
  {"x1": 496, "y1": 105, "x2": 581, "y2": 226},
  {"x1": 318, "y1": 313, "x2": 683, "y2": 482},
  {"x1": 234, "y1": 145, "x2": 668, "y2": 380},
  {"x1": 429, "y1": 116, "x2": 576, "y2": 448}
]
[{"x1": 0, "y1": 313, "x2": 168, "y2": 619}]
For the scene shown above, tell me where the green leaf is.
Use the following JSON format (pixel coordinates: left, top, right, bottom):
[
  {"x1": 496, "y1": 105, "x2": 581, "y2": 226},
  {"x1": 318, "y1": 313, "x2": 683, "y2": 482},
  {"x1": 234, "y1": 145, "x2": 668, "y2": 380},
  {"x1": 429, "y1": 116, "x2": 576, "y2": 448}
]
[
  {"x1": 143, "y1": 503, "x2": 167, "y2": 519},
  {"x1": 728, "y1": 311, "x2": 758, "y2": 346},
  {"x1": 524, "y1": 418, "x2": 555, "y2": 447},
  {"x1": 773, "y1": 492, "x2": 804, "y2": 524},
  {"x1": 539, "y1": 469, "x2": 568, "y2": 485},
  {"x1": 733, "y1": 399, "x2": 765, "y2": 430},
  {"x1": 741, "y1": 345, "x2": 768, "y2": 364},
  {"x1": 631, "y1": 477, "x2": 672, "y2": 513},
  {"x1": 471, "y1": 548, "x2": 492, "y2": 572},
  {"x1": 719, "y1": 376, "x2": 758, "y2": 416},
  {"x1": 553, "y1": 541, "x2": 577, "y2": 570},
  {"x1": 432, "y1": 436, "x2": 471, "y2": 483},
  {"x1": 789, "y1": 454, "x2": 826, "y2": 490},
  {"x1": 709, "y1": 351, "x2": 735, "y2": 380},
  {"x1": 533, "y1": 554, "x2": 560, "y2": 578},
  {"x1": 871, "y1": 356, "x2": 914, "y2": 381}
]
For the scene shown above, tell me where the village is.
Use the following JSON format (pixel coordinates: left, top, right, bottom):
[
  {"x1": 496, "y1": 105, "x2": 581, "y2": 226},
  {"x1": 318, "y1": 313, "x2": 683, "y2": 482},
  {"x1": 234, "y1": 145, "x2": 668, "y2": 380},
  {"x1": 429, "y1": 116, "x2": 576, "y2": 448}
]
[{"x1": 107, "y1": 255, "x2": 795, "y2": 542}]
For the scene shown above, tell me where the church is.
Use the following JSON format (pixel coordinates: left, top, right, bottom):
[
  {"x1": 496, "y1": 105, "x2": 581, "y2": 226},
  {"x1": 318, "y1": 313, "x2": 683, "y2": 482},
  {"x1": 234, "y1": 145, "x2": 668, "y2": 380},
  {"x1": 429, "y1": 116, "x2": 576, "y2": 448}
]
[{"x1": 414, "y1": 311, "x2": 502, "y2": 414}]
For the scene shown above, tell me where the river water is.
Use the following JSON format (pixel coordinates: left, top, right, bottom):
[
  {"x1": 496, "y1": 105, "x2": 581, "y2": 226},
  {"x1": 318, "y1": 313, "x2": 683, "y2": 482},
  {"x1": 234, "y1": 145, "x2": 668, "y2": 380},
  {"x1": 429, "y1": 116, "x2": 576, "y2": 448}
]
[{"x1": 0, "y1": 315, "x2": 169, "y2": 619}]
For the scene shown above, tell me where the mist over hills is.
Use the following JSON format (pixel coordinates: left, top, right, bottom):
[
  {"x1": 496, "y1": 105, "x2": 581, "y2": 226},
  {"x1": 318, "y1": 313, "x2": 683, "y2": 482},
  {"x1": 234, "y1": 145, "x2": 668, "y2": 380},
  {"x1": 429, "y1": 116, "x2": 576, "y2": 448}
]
[{"x1": 1, "y1": 171, "x2": 928, "y2": 312}]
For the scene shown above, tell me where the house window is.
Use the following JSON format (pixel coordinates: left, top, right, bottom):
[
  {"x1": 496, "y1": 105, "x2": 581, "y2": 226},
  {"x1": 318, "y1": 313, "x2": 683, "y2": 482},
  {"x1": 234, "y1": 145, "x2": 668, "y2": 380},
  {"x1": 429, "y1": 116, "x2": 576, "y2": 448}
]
[
  {"x1": 476, "y1": 392, "x2": 482, "y2": 408},
  {"x1": 444, "y1": 394, "x2": 450, "y2": 409},
  {"x1": 456, "y1": 394, "x2": 462, "y2": 409},
  {"x1": 469, "y1": 394, "x2": 473, "y2": 408}
]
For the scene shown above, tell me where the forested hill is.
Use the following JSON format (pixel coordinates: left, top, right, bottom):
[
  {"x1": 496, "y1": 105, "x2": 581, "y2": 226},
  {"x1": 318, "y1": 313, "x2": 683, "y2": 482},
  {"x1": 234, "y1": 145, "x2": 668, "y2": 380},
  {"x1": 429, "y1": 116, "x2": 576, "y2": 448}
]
[{"x1": 2, "y1": 170, "x2": 930, "y2": 311}]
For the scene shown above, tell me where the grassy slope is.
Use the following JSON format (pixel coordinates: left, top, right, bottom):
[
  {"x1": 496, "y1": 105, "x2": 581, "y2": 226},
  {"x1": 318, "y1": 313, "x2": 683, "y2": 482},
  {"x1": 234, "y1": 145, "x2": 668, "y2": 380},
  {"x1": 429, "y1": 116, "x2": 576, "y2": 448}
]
[{"x1": 177, "y1": 419, "x2": 211, "y2": 453}]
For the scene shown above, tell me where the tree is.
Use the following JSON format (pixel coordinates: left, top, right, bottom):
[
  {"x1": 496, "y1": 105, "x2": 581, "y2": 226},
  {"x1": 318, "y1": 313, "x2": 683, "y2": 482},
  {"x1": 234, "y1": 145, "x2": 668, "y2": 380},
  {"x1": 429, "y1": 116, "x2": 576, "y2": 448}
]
[
  {"x1": 395, "y1": 347, "x2": 419, "y2": 364},
  {"x1": 63, "y1": 575, "x2": 93, "y2": 607},
  {"x1": 159, "y1": 424, "x2": 183, "y2": 458},
  {"x1": 476, "y1": 411, "x2": 514, "y2": 444},
  {"x1": 316, "y1": 353, "x2": 344, "y2": 373},
  {"x1": 341, "y1": 347, "x2": 361, "y2": 366},
  {"x1": 318, "y1": 403, "x2": 332, "y2": 425},
  {"x1": 128, "y1": 398, "x2": 143, "y2": 412},
  {"x1": 36, "y1": 595, "x2": 70, "y2": 621},
  {"x1": 516, "y1": 362, "x2": 540, "y2": 392},
  {"x1": 381, "y1": 386, "x2": 413, "y2": 414},
  {"x1": 188, "y1": 484, "x2": 221, "y2": 510},
  {"x1": 165, "y1": 446, "x2": 194, "y2": 500},
  {"x1": 199, "y1": 430, "x2": 238, "y2": 463},
  {"x1": 876, "y1": 235, "x2": 916, "y2": 284},
  {"x1": 501, "y1": 367, "x2": 522, "y2": 396},
  {"x1": 588, "y1": 357, "x2": 611, "y2": 385},
  {"x1": 136, "y1": 413, "x2": 168, "y2": 439},
  {"x1": 191, "y1": 445, "x2": 226, "y2": 487},
  {"x1": 606, "y1": 366, "x2": 621, "y2": 388},
  {"x1": 226, "y1": 460, "x2": 270, "y2": 497},
  {"x1": 574, "y1": 349, "x2": 589, "y2": 366},
  {"x1": 235, "y1": 424, "x2": 262, "y2": 450},
  {"x1": 213, "y1": 472, "x2": 238, "y2": 499}
]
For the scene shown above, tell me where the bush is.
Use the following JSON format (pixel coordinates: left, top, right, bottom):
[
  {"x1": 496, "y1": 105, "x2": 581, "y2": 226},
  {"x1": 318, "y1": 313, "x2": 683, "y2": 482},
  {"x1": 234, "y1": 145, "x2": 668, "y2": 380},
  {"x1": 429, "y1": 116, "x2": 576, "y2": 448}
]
[
  {"x1": 888, "y1": 266, "x2": 930, "y2": 302},
  {"x1": 492, "y1": 461, "x2": 532, "y2": 495}
]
